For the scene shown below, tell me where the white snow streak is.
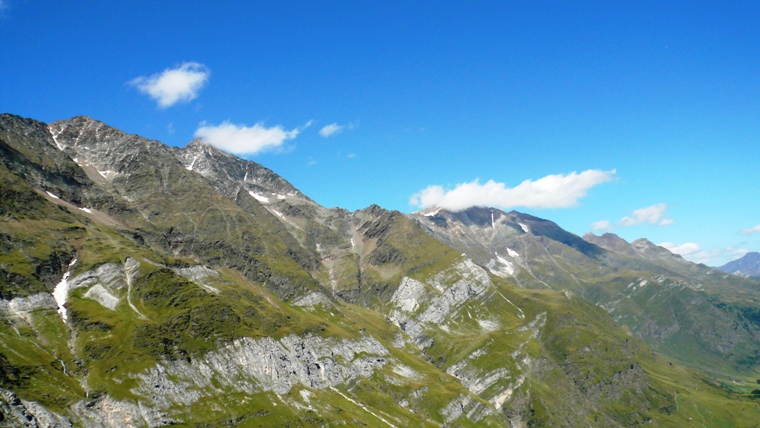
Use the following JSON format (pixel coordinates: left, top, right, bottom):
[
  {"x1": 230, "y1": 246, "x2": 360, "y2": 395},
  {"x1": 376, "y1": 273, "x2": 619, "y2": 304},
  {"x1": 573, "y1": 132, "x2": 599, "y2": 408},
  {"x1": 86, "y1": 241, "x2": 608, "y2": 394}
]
[
  {"x1": 52, "y1": 259, "x2": 77, "y2": 322},
  {"x1": 248, "y1": 191, "x2": 270, "y2": 203},
  {"x1": 48, "y1": 126, "x2": 65, "y2": 151}
]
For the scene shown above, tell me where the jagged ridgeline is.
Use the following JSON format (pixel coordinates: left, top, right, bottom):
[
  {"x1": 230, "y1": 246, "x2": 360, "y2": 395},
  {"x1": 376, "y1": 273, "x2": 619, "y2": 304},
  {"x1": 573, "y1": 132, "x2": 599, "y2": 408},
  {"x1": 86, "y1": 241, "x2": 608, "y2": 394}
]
[{"x1": 1, "y1": 113, "x2": 760, "y2": 427}]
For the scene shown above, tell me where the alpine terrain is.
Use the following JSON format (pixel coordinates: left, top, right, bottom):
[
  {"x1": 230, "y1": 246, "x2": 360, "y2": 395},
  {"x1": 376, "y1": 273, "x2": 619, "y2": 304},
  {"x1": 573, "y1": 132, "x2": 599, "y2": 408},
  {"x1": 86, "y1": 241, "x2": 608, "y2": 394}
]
[{"x1": 2, "y1": 113, "x2": 760, "y2": 427}]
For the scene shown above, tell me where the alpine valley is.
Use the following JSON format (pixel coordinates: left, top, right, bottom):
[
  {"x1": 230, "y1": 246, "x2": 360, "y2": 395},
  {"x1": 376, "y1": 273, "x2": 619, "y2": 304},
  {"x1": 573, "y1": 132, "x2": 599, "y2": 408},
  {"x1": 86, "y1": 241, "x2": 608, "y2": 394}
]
[{"x1": 2, "y1": 112, "x2": 760, "y2": 428}]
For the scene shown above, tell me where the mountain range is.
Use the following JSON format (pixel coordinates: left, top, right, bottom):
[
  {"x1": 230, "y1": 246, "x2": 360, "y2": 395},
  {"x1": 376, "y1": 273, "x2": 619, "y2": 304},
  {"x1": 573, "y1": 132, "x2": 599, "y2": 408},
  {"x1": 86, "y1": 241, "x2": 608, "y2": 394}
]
[{"x1": 2, "y1": 113, "x2": 760, "y2": 427}]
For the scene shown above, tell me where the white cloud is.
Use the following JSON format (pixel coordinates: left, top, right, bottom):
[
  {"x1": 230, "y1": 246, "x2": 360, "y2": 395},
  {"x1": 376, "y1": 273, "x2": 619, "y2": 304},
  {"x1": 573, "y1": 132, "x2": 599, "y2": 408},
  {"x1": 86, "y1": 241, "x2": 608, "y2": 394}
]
[
  {"x1": 591, "y1": 220, "x2": 613, "y2": 231},
  {"x1": 660, "y1": 242, "x2": 702, "y2": 257},
  {"x1": 410, "y1": 169, "x2": 615, "y2": 211},
  {"x1": 319, "y1": 121, "x2": 357, "y2": 138},
  {"x1": 618, "y1": 203, "x2": 673, "y2": 227},
  {"x1": 194, "y1": 120, "x2": 309, "y2": 155},
  {"x1": 659, "y1": 242, "x2": 712, "y2": 264},
  {"x1": 319, "y1": 123, "x2": 344, "y2": 138},
  {"x1": 659, "y1": 242, "x2": 750, "y2": 265},
  {"x1": 740, "y1": 224, "x2": 760, "y2": 235},
  {"x1": 129, "y1": 62, "x2": 210, "y2": 108}
]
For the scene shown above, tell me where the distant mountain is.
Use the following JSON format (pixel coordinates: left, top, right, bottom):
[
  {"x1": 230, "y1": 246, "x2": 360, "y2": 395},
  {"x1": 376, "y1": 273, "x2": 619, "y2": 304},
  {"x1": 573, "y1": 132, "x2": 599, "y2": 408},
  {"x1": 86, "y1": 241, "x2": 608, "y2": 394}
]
[
  {"x1": 3, "y1": 113, "x2": 760, "y2": 426},
  {"x1": 719, "y1": 252, "x2": 760, "y2": 280}
]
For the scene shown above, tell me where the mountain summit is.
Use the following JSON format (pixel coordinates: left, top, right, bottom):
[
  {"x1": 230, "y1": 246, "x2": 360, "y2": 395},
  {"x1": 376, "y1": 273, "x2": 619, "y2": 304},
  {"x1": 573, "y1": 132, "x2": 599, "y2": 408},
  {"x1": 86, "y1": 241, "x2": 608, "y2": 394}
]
[{"x1": 719, "y1": 252, "x2": 760, "y2": 280}]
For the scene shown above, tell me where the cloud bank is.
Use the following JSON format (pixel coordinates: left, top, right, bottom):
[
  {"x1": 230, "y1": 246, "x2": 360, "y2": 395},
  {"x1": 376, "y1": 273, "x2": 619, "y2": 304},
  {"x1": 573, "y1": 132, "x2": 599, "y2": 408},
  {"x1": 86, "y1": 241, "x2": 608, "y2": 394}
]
[
  {"x1": 740, "y1": 224, "x2": 760, "y2": 235},
  {"x1": 195, "y1": 120, "x2": 310, "y2": 155},
  {"x1": 410, "y1": 169, "x2": 615, "y2": 211},
  {"x1": 618, "y1": 204, "x2": 673, "y2": 227},
  {"x1": 130, "y1": 62, "x2": 210, "y2": 108}
]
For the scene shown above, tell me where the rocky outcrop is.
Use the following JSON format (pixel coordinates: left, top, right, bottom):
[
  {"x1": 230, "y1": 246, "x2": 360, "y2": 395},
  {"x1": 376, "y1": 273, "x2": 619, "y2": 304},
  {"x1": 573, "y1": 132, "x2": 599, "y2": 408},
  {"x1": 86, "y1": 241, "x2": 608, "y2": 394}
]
[
  {"x1": 389, "y1": 259, "x2": 492, "y2": 347},
  {"x1": 132, "y1": 334, "x2": 389, "y2": 411},
  {"x1": 0, "y1": 389, "x2": 72, "y2": 428}
]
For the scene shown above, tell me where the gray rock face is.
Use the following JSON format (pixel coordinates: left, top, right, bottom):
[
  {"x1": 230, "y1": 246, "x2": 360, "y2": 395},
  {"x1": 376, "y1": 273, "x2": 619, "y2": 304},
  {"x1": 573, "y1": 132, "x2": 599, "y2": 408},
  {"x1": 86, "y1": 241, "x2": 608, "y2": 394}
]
[
  {"x1": 0, "y1": 293, "x2": 58, "y2": 323},
  {"x1": 170, "y1": 264, "x2": 220, "y2": 293},
  {"x1": 718, "y1": 252, "x2": 760, "y2": 279},
  {"x1": 69, "y1": 396, "x2": 173, "y2": 428},
  {"x1": 291, "y1": 291, "x2": 332, "y2": 307},
  {"x1": 389, "y1": 259, "x2": 492, "y2": 347},
  {"x1": 441, "y1": 394, "x2": 495, "y2": 424},
  {"x1": 0, "y1": 389, "x2": 72, "y2": 428},
  {"x1": 132, "y1": 334, "x2": 389, "y2": 411},
  {"x1": 69, "y1": 263, "x2": 127, "y2": 292},
  {"x1": 174, "y1": 139, "x2": 309, "y2": 203}
]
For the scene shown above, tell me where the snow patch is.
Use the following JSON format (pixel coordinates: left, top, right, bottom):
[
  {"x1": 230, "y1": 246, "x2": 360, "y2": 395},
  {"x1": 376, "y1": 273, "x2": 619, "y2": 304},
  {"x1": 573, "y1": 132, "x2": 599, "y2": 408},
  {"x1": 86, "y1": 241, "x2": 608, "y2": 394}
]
[
  {"x1": 97, "y1": 169, "x2": 120, "y2": 180},
  {"x1": 519, "y1": 223, "x2": 530, "y2": 233},
  {"x1": 48, "y1": 126, "x2": 65, "y2": 150},
  {"x1": 486, "y1": 253, "x2": 514, "y2": 278},
  {"x1": 52, "y1": 269, "x2": 74, "y2": 321},
  {"x1": 423, "y1": 208, "x2": 441, "y2": 217},
  {"x1": 277, "y1": 194, "x2": 287, "y2": 200},
  {"x1": 186, "y1": 155, "x2": 200, "y2": 171},
  {"x1": 506, "y1": 248, "x2": 519, "y2": 258},
  {"x1": 46, "y1": 191, "x2": 60, "y2": 200},
  {"x1": 80, "y1": 207, "x2": 93, "y2": 214},
  {"x1": 248, "y1": 191, "x2": 269, "y2": 203}
]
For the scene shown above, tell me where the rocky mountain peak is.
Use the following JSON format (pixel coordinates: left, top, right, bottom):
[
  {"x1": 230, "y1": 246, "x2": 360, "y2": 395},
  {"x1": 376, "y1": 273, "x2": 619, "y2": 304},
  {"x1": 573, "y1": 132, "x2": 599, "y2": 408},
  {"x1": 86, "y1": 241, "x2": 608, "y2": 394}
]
[
  {"x1": 631, "y1": 238, "x2": 681, "y2": 260},
  {"x1": 583, "y1": 232, "x2": 638, "y2": 257},
  {"x1": 718, "y1": 252, "x2": 760, "y2": 279}
]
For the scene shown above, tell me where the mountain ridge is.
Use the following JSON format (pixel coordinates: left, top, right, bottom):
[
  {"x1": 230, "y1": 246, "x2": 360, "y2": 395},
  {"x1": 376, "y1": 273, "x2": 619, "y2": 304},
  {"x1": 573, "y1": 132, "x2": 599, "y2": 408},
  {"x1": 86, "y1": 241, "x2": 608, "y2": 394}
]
[{"x1": 3, "y1": 113, "x2": 760, "y2": 427}]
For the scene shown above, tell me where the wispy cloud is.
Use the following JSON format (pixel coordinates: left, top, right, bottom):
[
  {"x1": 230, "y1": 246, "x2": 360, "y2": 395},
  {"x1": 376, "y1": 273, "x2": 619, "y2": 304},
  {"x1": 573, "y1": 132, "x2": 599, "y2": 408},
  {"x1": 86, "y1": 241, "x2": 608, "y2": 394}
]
[
  {"x1": 740, "y1": 224, "x2": 760, "y2": 235},
  {"x1": 319, "y1": 123, "x2": 343, "y2": 137},
  {"x1": 660, "y1": 242, "x2": 749, "y2": 265},
  {"x1": 410, "y1": 169, "x2": 615, "y2": 211},
  {"x1": 194, "y1": 120, "x2": 311, "y2": 155},
  {"x1": 618, "y1": 204, "x2": 673, "y2": 227},
  {"x1": 129, "y1": 62, "x2": 210, "y2": 108},
  {"x1": 591, "y1": 220, "x2": 613, "y2": 231},
  {"x1": 0, "y1": 0, "x2": 8, "y2": 11},
  {"x1": 319, "y1": 121, "x2": 357, "y2": 138}
]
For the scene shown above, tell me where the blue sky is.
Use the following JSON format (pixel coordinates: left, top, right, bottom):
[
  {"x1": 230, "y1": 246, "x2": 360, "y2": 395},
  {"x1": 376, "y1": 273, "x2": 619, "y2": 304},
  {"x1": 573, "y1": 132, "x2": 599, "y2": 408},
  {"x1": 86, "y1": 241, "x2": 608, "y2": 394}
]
[{"x1": 1, "y1": 1, "x2": 759, "y2": 265}]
